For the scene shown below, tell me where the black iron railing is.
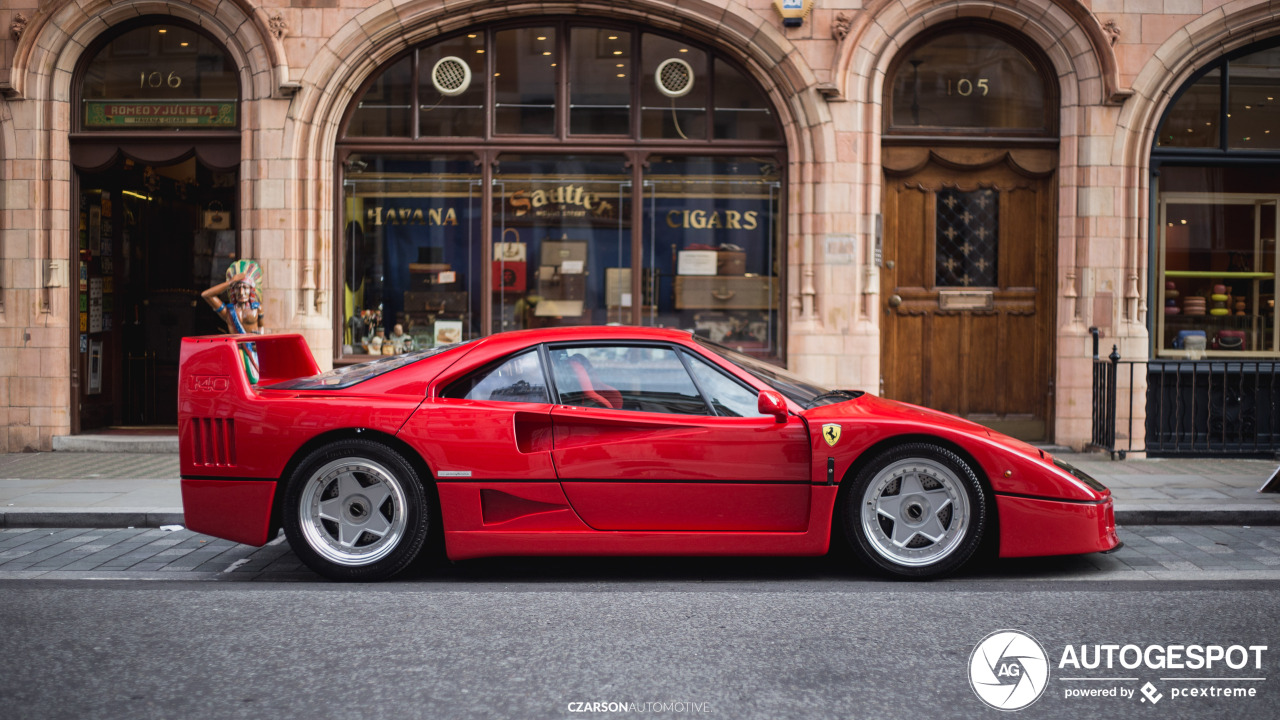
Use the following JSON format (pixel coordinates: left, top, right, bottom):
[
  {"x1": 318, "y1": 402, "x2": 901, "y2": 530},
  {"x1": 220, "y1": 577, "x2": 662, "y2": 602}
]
[{"x1": 1090, "y1": 328, "x2": 1280, "y2": 458}]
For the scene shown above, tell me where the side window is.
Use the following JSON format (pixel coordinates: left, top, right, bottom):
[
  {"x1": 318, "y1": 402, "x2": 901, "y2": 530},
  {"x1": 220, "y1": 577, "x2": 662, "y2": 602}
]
[
  {"x1": 549, "y1": 346, "x2": 710, "y2": 415},
  {"x1": 444, "y1": 350, "x2": 549, "y2": 403},
  {"x1": 683, "y1": 352, "x2": 767, "y2": 417}
]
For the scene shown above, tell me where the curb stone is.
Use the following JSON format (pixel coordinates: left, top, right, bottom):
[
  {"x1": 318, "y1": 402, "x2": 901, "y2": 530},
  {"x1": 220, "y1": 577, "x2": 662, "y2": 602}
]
[{"x1": 0, "y1": 511, "x2": 185, "y2": 528}]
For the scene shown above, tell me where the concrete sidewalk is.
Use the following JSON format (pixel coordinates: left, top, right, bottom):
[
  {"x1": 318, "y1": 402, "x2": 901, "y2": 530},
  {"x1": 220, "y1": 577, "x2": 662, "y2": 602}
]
[{"x1": 0, "y1": 448, "x2": 1277, "y2": 529}]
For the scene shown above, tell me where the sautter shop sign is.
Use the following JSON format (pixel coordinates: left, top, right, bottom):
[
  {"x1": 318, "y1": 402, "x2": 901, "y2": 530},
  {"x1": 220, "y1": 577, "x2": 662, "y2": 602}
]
[{"x1": 85, "y1": 101, "x2": 236, "y2": 128}]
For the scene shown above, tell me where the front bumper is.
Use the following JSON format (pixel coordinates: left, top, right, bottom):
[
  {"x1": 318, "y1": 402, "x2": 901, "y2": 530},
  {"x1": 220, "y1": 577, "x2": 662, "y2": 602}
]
[{"x1": 996, "y1": 493, "x2": 1120, "y2": 558}]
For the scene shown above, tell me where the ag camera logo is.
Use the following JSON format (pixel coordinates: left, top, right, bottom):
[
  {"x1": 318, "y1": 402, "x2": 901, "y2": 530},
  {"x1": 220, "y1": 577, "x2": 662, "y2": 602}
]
[{"x1": 969, "y1": 630, "x2": 1050, "y2": 711}]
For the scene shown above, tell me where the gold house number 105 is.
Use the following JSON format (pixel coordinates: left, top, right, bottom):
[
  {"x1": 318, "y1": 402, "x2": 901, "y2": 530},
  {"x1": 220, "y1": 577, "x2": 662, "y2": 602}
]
[
  {"x1": 947, "y1": 78, "x2": 990, "y2": 96},
  {"x1": 140, "y1": 71, "x2": 182, "y2": 89}
]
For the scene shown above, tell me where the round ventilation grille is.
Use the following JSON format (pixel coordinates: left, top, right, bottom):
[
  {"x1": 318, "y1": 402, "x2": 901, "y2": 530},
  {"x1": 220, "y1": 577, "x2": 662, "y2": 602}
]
[
  {"x1": 655, "y1": 58, "x2": 694, "y2": 98},
  {"x1": 431, "y1": 56, "x2": 472, "y2": 97}
]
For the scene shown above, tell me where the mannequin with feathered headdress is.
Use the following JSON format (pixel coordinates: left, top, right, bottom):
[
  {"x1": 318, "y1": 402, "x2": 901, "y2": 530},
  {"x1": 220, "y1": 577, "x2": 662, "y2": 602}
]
[
  {"x1": 202, "y1": 260, "x2": 266, "y2": 335},
  {"x1": 201, "y1": 260, "x2": 266, "y2": 383}
]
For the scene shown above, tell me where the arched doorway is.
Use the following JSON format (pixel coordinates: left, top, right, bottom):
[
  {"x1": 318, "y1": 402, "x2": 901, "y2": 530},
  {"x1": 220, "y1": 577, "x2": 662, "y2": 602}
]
[
  {"x1": 70, "y1": 19, "x2": 240, "y2": 430},
  {"x1": 335, "y1": 20, "x2": 788, "y2": 362},
  {"x1": 879, "y1": 24, "x2": 1059, "y2": 440}
]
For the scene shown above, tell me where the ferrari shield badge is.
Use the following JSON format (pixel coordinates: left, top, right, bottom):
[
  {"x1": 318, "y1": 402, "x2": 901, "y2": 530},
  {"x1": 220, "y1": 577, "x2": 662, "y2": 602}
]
[{"x1": 821, "y1": 423, "x2": 842, "y2": 447}]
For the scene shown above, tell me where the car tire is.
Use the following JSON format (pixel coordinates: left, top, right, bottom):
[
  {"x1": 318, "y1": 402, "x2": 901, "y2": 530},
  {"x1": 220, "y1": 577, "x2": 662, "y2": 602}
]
[
  {"x1": 842, "y1": 443, "x2": 986, "y2": 579},
  {"x1": 283, "y1": 439, "x2": 430, "y2": 581}
]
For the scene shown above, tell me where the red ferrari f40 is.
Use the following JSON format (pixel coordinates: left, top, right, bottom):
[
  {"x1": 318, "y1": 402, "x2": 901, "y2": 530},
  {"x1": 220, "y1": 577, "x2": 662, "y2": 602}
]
[{"x1": 179, "y1": 327, "x2": 1118, "y2": 581}]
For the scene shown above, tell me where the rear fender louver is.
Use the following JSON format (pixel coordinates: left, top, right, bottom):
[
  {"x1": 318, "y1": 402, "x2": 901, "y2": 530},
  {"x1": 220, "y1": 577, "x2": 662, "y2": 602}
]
[{"x1": 191, "y1": 418, "x2": 237, "y2": 467}]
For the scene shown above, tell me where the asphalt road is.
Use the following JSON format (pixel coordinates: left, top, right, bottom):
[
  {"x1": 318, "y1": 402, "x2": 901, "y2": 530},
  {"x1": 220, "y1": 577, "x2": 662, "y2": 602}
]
[{"x1": 2, "y1": 566, "x2": 1279, "y2": 720}]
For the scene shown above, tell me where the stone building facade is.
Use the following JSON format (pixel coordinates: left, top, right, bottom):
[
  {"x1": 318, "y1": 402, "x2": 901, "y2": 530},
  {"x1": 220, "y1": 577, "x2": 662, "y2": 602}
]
[{"x1": 0, "y1": 0, "x2": 1277, "y2": 452}]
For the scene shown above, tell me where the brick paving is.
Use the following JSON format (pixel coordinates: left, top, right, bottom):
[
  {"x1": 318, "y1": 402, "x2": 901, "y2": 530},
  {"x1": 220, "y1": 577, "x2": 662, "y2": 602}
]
[{"x1": 0, "y1": 452, "x2": 178, "y2": 479}]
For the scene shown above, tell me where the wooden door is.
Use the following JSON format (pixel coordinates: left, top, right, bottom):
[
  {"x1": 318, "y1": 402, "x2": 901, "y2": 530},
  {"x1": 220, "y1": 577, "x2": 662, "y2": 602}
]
[{"x1": 880, "y1": 148, "x2": 1056, "y2": 440}]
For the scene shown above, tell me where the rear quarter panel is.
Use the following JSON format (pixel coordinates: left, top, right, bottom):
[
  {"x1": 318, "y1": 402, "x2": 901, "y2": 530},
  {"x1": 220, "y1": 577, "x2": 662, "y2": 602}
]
[{"x1": 179, "y1": 336, "x2": 455, "y2": 481}]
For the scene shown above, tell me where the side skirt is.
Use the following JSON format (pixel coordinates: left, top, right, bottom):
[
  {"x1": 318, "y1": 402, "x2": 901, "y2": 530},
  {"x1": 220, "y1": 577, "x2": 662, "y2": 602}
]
[{"x1": 442, "y1": 485, "x2": 839, "y2": 561}]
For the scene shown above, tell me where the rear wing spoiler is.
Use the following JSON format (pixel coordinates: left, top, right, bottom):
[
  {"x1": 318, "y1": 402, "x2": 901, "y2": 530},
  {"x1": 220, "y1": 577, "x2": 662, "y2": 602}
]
[
  {"x1": 179, "y1": 334, "x2": 322, "y2": 476},
  {"x1": 179, "y1": 334, "x2": 321, "y2": 402}
]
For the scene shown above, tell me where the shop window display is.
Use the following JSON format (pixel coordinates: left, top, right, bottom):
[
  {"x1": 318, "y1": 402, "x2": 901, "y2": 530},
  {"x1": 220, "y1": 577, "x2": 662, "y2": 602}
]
[
  {"x1": 338, "y1": 20, "x2": 785, "y2": 362},
  {"x1": 342, "y1": 155, "x2": 481, "y2": 354},
  {"x1": 1153, "y1": 39, "x2": 1280, "y2": 357},
  {"x1": 1155, "y1": 168, "x2": 1278, "y2": 356},
  {"x1": 643, "y1": 156, "x2": 781, "y2": 356},
  {"x1": 493, "y1": 155, "x2": 631, "y2": 330}
]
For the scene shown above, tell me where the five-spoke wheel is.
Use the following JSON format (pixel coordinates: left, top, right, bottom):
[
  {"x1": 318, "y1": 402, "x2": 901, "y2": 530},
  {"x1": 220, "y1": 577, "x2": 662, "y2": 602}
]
[
  {"x1": 284, "y1": 439, "x2": 430, "y2": 581},
  {"x1": 843, "y1": 443, "x2": 986, "y2": 578}
]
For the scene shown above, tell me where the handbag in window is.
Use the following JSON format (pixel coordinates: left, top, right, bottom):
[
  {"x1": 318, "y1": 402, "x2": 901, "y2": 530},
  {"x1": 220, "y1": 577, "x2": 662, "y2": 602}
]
[
  {"x1": 203, "y1": 201, "x2": 231, "y2": 230},
  {"x1": 1215, "y1": 330, "x2": 1245, "y2": 350}
]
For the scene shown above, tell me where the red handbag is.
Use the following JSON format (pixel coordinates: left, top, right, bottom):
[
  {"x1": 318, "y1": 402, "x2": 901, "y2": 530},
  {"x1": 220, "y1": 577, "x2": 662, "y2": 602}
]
[
  {"x1": 1214, "y1": 330, "x2": 1245, "y2": 350},
  {"x1": 492, "y1": 261, "x2": 527, "y2": 292}
]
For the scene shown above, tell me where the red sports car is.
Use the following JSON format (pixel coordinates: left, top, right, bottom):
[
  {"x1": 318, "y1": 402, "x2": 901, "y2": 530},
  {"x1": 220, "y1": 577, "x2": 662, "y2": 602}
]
[{"x1": 178, "y1": 327, "x2": 1118, "y2": 581}]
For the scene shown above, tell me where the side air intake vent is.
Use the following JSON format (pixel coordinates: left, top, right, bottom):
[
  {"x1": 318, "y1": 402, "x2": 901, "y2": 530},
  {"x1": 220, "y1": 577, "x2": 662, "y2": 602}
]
[
  {"x1": 191, "y1": 418, "x2": 237, "y2": 467},
  {"x1": 431, "y1": 56, "x2": 472, "y2": 96}
]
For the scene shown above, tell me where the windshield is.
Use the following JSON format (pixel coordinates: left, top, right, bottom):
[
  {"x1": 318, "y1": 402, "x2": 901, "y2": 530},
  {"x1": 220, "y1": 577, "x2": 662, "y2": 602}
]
[
  {"x1": 695, "y1": 337, "x2": 860, "y2": 408},
  {"x1": 266, "y1": 340, "x2": 476, "y2": 390}
]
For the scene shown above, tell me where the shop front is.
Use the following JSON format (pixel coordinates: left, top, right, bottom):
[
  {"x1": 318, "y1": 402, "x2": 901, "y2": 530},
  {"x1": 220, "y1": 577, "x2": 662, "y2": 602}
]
[
  {"x1": 69, "y1": 18, "x2": 240, "y2": 430},
  {"x1": 335, "y1": 20, "x2": 786, "y2": 363},
  {"x1": 1143, "y1": 39, "x2": 1280, "y2": 454}
]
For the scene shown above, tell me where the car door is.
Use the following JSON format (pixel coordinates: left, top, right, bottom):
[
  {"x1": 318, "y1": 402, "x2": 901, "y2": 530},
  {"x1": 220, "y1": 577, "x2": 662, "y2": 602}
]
[
  {"x1": 547, "y1": 343, "x2": 811, "y2": 531},
  {"x1": 401, "y1": 349, "x2": 558, "y2": 482}
]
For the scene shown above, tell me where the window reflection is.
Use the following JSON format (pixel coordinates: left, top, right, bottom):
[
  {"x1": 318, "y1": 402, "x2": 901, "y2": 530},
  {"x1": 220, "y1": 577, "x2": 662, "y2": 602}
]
[
  {"x1": 1228, "y1": 47, "x2": 1280, "y2": 150},
  {"x1": 685, "y1": 352, "x2": 767, "y2": 417},
  {"x1": 446, "y1": 351, "x2": 549, "y2": 403},
  {"x1": 713, "y1": 58, "x2": 778, "y2": 141},
  {"x1": 348, "y1": 56, "x2": 412, "y2": 137},
  {"x1": 495, "y1": 27, "x2": 557, "y2": 135},
  {"x1": 1157, "y1": 70, "x2": 1220, "y2": 148},
  {"x1": 570, "y1": 28, "x2": 632, "y2": 135}
]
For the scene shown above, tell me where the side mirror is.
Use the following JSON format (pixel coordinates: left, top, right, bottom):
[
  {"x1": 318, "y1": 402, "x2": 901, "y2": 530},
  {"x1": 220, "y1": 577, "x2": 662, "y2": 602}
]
[{"x1": 758, "y1": 390, "x2": 789, "y2": 423}]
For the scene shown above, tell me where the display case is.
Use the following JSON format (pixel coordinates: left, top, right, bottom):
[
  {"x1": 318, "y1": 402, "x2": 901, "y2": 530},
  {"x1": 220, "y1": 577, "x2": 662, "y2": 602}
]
[{"x1": 1157, "y1": 192, "x2": 1278, "y2": 357}]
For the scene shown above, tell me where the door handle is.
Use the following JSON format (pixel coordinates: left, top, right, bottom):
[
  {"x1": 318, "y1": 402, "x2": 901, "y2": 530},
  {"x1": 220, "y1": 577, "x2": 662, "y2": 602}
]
[{"x1": 888, "y1": 294, "x2": 903, "y2": 308}]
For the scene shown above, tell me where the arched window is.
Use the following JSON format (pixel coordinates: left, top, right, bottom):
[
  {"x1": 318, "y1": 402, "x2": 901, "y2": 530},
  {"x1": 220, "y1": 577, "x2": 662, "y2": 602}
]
[
  {"x1": 78, "y1": 21, "x2": 239, "y2": 131},
  {"x1": 336, "y1": 20, "x2": 786, "y2": 362},
  {"x1": 1156, "y1": 43, "x2": 1280, "y2": 149},
  {"x1": 885, "y1": 25, "x2": 1055, "y2": 136},
  {"x1": 1151, "y1": 38, "x2": 1280, "y2": 358}
]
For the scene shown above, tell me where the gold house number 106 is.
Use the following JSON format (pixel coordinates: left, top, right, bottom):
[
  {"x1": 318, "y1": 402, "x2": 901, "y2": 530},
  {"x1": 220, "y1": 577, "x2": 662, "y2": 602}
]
[
  {"x1": 140, "y1": 71, "x2": 182, "y2": 89},
  {"x1": 947, "y1": 78, "x2": 990, "y2": 96}
]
